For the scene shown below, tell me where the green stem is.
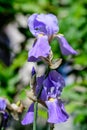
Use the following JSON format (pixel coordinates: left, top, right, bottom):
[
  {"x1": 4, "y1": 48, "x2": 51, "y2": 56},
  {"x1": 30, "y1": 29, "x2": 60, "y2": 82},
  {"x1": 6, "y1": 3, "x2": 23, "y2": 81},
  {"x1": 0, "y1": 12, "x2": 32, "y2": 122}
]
[
  {"x1": 48, "y1": 123, "x2": 50, "y2": 130},
  {"x1": 33, "y1": 101, "x2": 38, "y2": 130},
  {"x1": 33, "y1": 80, "x2": 44, "y2": 130}
]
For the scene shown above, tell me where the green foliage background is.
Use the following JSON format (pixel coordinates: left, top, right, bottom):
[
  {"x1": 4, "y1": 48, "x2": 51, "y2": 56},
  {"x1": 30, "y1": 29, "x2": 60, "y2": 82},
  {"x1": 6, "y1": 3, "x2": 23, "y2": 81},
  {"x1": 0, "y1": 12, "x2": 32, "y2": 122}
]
[{"x1": 0, "y1": 0, "x2": 87, "y2": 129}]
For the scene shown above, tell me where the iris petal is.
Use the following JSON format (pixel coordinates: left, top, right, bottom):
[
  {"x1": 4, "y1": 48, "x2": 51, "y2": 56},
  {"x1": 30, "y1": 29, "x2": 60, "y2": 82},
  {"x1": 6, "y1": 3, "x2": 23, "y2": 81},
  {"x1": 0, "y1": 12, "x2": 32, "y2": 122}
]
[
  {"x1": 21, "y1": 103, "x2": 34, "y2": 125},
  {"x1": 31, "y1": 67, "x2": 36, "y2": 76},
  {"x1": 36, "y1": 76, "x2": 47, "y2": 101},
  {"x1": 45, "y1": 99, "x2": 69, "y2": 123},
  {"x1": 28, "y1": 36, "x2": 51, "y2": 62},
  {"x1": 43, "y1": 70, "x2": 65, "y2": 97},
  {"x1": 28, "y1": 14, "x2": 59, "y2": 37},
  {"x1": 57, "y1": 34, "x2": 78, "y2": 55},
  {"x1": 36, "y1": 14, "x2": 59, "y2": 36},
  {"x1": 0, "y1": 98, "x2": 6, "y2": 111},
  {"x1": 28, "y1": 13, "x2": 38, "y2": 36}
]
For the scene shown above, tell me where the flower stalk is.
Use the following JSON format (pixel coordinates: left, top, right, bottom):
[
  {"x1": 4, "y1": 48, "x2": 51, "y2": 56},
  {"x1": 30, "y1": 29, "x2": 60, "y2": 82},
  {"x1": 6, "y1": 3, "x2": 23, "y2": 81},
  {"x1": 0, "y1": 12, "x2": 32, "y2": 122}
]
[
  {"x1": 33, "y1": 101, "x2": 38, "y2": 130},
  {"x1": 33, "y1": 84, "x2": 44, "y2": 130},
  {"x1": 21, "y1": 13, "x2": 77, "y2": 129}
]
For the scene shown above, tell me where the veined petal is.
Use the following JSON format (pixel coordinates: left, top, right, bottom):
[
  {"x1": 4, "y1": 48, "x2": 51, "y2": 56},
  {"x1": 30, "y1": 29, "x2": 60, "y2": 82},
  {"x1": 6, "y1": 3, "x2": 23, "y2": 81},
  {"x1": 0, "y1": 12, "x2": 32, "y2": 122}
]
[
  {"x1": 28, "y1": 36, "x2": 51, "y2": 62},
  {"x1": 43, "y1": 70, "x2": 65, "y2": 97},
  {"x1": 49, "y1": 70, "x2": 65, "y2": 88},
  {"x1": 0, "y1": 98, "x2": 6, "y2": 111},
  {"x1": 21, "y1": 103, "x2": 34, "y2": 125},
  {"x1": 56, "y1": 34, "x2": 78, "y2": 55},
  {"x1": 28, "y1": 14, "x2": 59, "y2": 37},
  {"x1": 36, "y1": 14, "x2": 59, "y2": 36},
  {"x1": 45, "y1": 99, "x2": 69, "y2": 123}
]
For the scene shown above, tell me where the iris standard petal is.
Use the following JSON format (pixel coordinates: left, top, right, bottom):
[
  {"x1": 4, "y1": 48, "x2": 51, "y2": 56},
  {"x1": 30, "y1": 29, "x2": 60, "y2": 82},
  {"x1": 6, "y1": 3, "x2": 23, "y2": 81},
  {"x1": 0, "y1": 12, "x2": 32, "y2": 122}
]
[
  {"x1": 28, "y1": 13, "x2": 47, "y2": 36},
  {"x1": 43, "y1": 70, "x2": 65, "y2": 97},
  {"x1": 45, "y1": 99, "x2": 69, "y2": 123},
  {"x1": 49, "y1": 70, "x2": 65, "y2": 88},
  {"x1": 28, "y1": 36, "x2": 51, "y2": 62},
  {"x1": 21, "y1": 103, "x2": 34, "y2": 125},
  {"x1": 57, "y1": 34, "x2": 78, "y2": 55},
  {"x1": 0, "y1": 98, "x2": 6, "y2": 111},
  {"x1": 28, "y1": 14, "x2": 59, "y2": 37},
  {"x1": 36, "y1": 14, "x2": 59, "y2": 36}
]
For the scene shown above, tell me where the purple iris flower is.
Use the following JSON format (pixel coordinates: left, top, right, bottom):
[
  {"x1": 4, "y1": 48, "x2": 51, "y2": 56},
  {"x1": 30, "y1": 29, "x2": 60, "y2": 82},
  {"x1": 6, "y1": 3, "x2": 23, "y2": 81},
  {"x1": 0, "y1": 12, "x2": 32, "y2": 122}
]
[
  {"x1": 28, "y1": 13, "x2": 77, "y2": 62},
  {"x1": 42, "y1": 70, "x2": 69, "y2": 123},
  {"x1": 21, "y1": 70, "x2": 68, "y2": 125}
]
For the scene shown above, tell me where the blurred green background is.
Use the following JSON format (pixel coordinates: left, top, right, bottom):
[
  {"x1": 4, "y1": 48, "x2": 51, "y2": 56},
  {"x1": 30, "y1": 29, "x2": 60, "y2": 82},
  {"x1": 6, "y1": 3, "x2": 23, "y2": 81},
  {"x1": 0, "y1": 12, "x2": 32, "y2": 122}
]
[{"x1": 0, "y1": 0, "x2": 87, "y2": 130}]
